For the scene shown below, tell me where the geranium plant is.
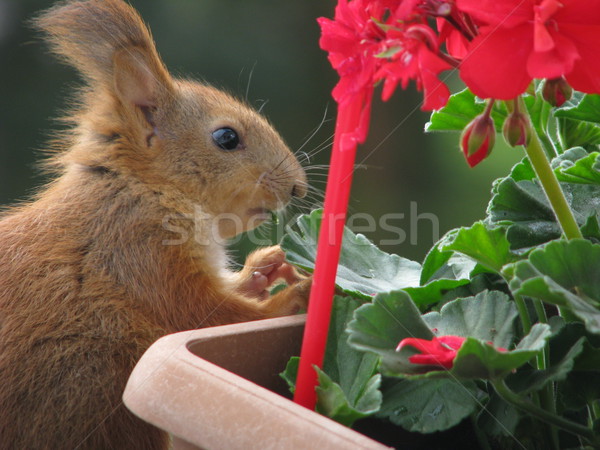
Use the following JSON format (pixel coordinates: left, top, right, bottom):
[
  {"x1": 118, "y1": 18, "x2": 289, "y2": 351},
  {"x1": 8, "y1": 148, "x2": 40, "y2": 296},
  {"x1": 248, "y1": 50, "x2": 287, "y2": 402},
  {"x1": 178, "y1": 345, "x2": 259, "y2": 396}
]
[{"x1": 282, "y1": 1, "x2": 600, "y2": 448}]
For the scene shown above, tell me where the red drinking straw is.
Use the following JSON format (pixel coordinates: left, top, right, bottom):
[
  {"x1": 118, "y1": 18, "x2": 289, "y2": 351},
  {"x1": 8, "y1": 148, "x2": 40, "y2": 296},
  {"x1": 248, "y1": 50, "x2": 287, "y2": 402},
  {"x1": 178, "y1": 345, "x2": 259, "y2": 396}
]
[{"x1": 293, "y1": 99, "x2": 362, "y2": 410}]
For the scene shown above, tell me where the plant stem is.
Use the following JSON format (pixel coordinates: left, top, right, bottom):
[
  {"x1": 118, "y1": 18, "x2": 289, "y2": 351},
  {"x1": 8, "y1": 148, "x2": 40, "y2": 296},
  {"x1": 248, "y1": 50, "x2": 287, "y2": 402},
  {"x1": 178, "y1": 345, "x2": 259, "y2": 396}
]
[
  {"x1": 523, "y1": 126, "x2": 583, "y2": 240},
  {"x1": 470, "y1": 414, "x2": 492, "y2": 450},
  {"x1": 529, "y1": 298, "x2": 560, "y2": 448},
  {"x1": 492, "y1": 379, "x2": 597, "y2": 445},
  {"x1": 514, "y1": 294, "x2": 532, "y2": 335}
]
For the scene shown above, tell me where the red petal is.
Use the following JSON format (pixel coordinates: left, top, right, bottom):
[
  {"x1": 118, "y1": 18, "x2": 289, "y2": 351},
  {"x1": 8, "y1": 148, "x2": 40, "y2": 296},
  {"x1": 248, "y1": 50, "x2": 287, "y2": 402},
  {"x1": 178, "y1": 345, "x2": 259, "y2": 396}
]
[
  {"x1": 555, "y1": 0, "x2": 600, "y2": 25},
  {"x1": 409, "y1": 353, "x2": 455, "y2": 369},
  {"x1": 417, "y1": 47, "x2": 451, "y2": 110},
  {"x1": 527, "y1": 32, "x2": 579, "y2": 79},
  {"x1": 396, "y1": 337, "x2": 442, "y2": 354},
  {"x1": 561, "y1": 24, "x2": 600, "y2": 94},
  {"x1": 456, "y1": 0, "x2": 532, "y2": 27},
  {"x1": 459, "y1": 24, "x2": 533, "y2": 99},
  {"x1": 437, "y1": 335, "x2": 467, "y2": 350}
]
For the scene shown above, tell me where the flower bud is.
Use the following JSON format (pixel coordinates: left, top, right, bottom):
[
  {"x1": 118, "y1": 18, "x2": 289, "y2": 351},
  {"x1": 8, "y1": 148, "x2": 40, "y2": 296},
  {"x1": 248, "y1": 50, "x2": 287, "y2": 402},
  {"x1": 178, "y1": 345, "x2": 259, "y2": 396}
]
[
  {"x1": 542, "y1": 77, "x2": 573, "y2": 107},
  {"x1": 502, "y1": 112, "x2": 530, "y2": 147},
  {"x1": 460, "y1": 113, "x2": 495, "y2": 167}
]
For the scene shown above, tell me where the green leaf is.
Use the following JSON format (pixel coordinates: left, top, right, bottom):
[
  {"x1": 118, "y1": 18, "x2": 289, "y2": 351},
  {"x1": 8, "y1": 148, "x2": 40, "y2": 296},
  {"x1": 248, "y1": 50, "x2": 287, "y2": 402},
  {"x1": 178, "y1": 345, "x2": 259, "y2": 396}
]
[
  {"x1": 477, "y1": 392, "x2": 520, "y2": 438},
  {"x1": 559, "y1": 372, "x2": 600, "y2": 411},
  {"x1": 581, "y1": 214, "x2": 600, "y2": 241},
  {"x1": 554, "y1": 93, "x2": 600, "y2": 124},
  {"x1": 377, "y1": 378, "x2": 483, "y2": 433},
  {"x1": 322, "y1": 296, "x2": 381, "y2": 410},
  {"x1": 554, "y1": 150, "x2": 600, "y2": 185},
  {"x1": 508, "y1": 157, "x2": 536, "y2": 182},
  {"x1": 488, "y1": 178, "x2": 556, "y2": 225},
  {"x1": 440, "y1": 222, "x2": 521, "y2": 273},
  {"x1": 506, "y1": 148, "x2": 600, "y2": 185},
  {"x1": 316, "y1": 368, "x2": 382, "y2": 427},
  {"x1": 422, "y1": 291, "x2": 517, "y2": 349},
  {"x1": 425, "y1": 88, "x2": 506, "y2": 132},
  {"x1": 280, "y1": 296, "x2": 383, "y2": 426},
  {"x1": 281, "y1": 210, "x2": 421, "y2": 299},
  {"x1": 503, "y1": 239, "x2": 600, "y2": 333},
  {"x1": 280, "y1": 356, "x2": 299, "y2": 393},
  {"x1": 488, "y1": 177, "x2": 600, "y2": 248},
  {"x1": 349, "y1": 290, "x2": 542, "y2": 380},
  {"x1": 558, "y1": 118, "x2": 600, "y2": 149},
  {"x1": 403, "y1": 277, "x2": 472, "y2": 310},
  {"x1": 552, "y1": 322, "x2": 600, "y2": 410},
  {"x1": 452, "y1": 324, "x2": 551, "y2": 379},
  {"x1": 508, "y1": 338, "x2": 585, "y2": 395},
  {"x1": 347, "y1": 291, "x2": 434, "y2": 375}
]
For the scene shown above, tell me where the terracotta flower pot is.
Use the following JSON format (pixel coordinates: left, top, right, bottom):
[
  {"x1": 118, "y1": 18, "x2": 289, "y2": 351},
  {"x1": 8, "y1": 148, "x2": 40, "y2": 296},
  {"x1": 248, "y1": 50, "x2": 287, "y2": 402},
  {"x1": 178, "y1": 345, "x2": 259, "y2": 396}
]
[{"x1": 123, "y1": 315, "x2": 389, "y2": 449}]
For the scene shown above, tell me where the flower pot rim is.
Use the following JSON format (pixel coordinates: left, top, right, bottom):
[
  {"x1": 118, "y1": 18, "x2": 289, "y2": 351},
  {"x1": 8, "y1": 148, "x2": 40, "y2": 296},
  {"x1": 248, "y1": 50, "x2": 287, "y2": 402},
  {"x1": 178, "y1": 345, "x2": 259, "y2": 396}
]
[{"x1": 124, "y1": 315, "x2": 389, "y2": 449}]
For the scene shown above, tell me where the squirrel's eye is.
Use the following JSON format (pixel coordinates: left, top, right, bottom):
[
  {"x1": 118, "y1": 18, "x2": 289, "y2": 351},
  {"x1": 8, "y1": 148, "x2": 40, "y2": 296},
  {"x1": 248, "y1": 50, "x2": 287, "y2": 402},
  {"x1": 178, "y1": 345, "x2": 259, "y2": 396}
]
[{"x1": 212, "y1": 127, "x2": 240, "y2": 151}]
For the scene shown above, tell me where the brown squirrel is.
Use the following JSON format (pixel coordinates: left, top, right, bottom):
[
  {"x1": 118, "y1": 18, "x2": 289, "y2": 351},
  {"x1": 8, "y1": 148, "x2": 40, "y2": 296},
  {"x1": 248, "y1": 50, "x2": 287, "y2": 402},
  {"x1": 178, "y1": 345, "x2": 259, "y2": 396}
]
[{"x1": 0, "y1": 1, "x2": 311, "y2": 448}]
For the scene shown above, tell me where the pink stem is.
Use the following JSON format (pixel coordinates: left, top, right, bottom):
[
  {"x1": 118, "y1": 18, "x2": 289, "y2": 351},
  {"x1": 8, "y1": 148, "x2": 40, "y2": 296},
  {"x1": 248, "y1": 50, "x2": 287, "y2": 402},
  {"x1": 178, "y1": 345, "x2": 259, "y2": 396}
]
[{"x1": 293, "y1": 101, "x2": 360, "y2": 409}]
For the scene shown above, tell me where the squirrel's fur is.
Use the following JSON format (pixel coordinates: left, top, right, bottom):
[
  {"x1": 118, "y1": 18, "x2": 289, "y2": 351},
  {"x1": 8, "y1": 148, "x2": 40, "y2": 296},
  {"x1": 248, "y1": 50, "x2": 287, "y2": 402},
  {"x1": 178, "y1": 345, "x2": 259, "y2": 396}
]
[{"x1": 0, "y1": 1, "x2": 309, "y2": 448}]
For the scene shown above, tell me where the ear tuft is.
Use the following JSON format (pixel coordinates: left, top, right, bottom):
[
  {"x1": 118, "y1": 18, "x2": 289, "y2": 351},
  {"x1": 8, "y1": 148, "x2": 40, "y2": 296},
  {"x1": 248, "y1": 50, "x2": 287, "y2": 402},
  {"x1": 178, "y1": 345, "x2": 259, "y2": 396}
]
[{"x1": 33, "y1": 0, "x2": 173, "y2": 97}]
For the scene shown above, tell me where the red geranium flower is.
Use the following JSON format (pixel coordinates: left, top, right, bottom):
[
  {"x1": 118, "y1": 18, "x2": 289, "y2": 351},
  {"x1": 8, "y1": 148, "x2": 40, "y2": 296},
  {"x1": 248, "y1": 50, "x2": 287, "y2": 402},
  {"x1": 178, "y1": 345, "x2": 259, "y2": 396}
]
[
  {"x1": 318, "y1": 0, "x2": 453, "y2": 144},
  {"x1": 375, "y1": 24, "x2": 452, "y2": 110},
  {"x1": 318, "y1": 0, "x2": 387, "y2": 146},
  {"x1": 457, "y1": 0, "x2": 600, "y2": 99},
  {"x1": 397, "y1": 335, "x2": 466, "y2": 369}
]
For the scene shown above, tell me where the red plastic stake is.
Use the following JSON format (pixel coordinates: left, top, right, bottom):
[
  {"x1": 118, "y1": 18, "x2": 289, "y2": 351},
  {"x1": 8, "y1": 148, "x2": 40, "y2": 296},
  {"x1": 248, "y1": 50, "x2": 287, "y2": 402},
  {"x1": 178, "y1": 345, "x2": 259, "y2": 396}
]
[{"x1": 293, "y1": 102, "x2": 360, "y2": 410}]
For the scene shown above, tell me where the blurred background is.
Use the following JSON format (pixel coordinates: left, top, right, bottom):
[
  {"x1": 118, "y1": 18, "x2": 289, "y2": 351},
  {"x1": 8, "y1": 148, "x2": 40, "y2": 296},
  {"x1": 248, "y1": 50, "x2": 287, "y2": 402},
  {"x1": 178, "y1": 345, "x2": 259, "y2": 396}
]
[{"x1": 0, "y1": 0, "x2": 521, "y2": 263}]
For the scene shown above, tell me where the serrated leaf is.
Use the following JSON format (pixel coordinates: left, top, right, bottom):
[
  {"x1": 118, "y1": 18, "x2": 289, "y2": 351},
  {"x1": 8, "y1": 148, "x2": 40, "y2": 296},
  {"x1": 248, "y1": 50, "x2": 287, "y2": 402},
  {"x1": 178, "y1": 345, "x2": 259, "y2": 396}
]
[
  {"x1": 440, "y1": 222, "x2": 520, "y2": 273},
  {"x1": 554, "y1": 94, "x2": 600, "y2": 124},
  {"x1": 425, "y1": 88, "x2": 506, "y2": 132},
  {"x1": 559, "y1": 372, "x2": 600, "y2": 411},
  {"x1": 488, "y1": 177, "x2": 600, "y2": 248},
  {"x1": 377, "y1": 378, "x2": 482, "y2": 433},
  {"x1": 503, "y1": 239, "x2": 600, "y2": 333},
  {"x1": 508, "y1": 157, "x2": 536, "y2": 182},
  {"x1": 506, "y1": 148, "x2": 600, "y2": 185},
  {"x1": 280, "y1": 356, "x2": 299, "y2": 393},
  {"x1": 322, "y1": 296, "x2": 381, "y2": 408},
  {"x1": 347, "y1": 291, "x2": 434, "y2": 375},
  {"x1": 423, "y1": 291, "x2": 517, "y2": 349},
  {"x1": 316, "y1": 368, "x2": 382, "y2": 427},
  {"x1": 581, "y1": 215, "x2": 600, "y2": 241},
  {"x1": 508, "y1": 338, "x2": 585, "y2": 395},
  {"x1": 280, "y1": 296, "x2": 383, "y2": 426},
  {"x1": 554, "y1": 150, "x2": 600, "y2": 185},
  {"x1": 403, "y1": 239, "x2": 475, "y2": 309},
  {"x1": 281, "y1": 210, "x2": 421, "y2": 299},
  {"x1": 558, "y1": 118, "x2": 600, "y2": 149},
  {"x1": 403, "y1": 277, "x2": 471, "y2": 310},
  {"x1": 452, "y1": 324, "x2": 551, "y2": 379},
  {"x1": 477, "y1": 392, "x2": 520, "y2": 438},
  {"x1": 349, "y1": 290, "x2": 541, "y2": 380}
]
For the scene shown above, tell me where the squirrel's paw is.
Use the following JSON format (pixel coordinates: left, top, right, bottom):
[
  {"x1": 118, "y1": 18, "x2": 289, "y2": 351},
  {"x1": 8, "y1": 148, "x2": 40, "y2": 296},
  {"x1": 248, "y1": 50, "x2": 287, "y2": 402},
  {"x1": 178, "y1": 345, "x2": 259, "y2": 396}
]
[
  {"x1": 235, "y1": 246, "x2": 300, "y2": 300},
  {"x1": 260, "y1": 277, "x2": 312, "y2": 316}
]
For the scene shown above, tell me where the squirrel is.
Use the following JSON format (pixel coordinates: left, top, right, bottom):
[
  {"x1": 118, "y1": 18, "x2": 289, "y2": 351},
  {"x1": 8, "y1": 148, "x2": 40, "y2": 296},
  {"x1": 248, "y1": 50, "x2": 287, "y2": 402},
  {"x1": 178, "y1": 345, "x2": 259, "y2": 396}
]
[{"x1": 0, "y1": 1, "x2": 311, "y2": 448}]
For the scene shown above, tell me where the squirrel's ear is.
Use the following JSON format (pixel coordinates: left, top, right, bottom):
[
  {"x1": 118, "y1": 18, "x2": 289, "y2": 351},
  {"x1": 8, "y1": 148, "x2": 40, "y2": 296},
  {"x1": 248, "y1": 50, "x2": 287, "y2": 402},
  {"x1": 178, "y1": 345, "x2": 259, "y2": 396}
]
[{"x1": 113, "y1": 47, "x2": 171, "y2": 108}]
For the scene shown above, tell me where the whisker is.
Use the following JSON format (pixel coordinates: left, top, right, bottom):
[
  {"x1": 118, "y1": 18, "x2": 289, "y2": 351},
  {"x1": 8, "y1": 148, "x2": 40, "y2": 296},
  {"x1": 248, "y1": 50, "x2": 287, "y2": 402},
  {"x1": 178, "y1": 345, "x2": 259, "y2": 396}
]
[
  {"x1": 245, "y1": 61, "x2": 257, "y2": 103},
  {"x1": 257, "y1": 99, "x2": 269, "y2": 114},
  {"x1": 295, "y1": 104, "x2": 331, "y2": 154}
]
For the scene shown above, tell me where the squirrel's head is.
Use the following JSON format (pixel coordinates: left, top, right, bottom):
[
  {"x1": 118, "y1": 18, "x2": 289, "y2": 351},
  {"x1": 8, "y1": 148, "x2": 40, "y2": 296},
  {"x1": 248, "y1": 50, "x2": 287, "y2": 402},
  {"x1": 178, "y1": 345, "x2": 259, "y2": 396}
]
[
  {"x1": 35, "y1": 0, "x2": 307, "y2": 238},
  {"x1": 155, "y1": 81, "x2": 307, "y2": 238}
]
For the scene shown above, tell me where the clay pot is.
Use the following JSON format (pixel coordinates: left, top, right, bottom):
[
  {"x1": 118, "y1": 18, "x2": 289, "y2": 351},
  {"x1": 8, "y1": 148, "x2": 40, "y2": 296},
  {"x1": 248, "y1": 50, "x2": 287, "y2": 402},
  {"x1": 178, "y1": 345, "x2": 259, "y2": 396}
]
[{"x1": 123, "y1": 314, "x2": 388, "y2": 449}]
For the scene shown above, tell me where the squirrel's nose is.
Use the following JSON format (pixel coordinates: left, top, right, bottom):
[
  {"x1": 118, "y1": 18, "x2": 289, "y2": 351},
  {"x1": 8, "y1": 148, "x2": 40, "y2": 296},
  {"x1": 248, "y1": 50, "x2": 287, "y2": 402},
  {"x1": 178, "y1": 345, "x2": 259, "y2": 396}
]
[{"x1": 291, "y1": 181, "x2": 307, "y2": 199}]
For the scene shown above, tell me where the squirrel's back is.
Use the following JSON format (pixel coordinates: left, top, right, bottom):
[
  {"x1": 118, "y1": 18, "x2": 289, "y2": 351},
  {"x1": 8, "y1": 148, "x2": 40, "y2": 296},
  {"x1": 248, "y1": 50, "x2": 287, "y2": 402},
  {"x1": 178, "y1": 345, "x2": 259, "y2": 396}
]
[{"x1": 0, "y1": 1, "x2": 308, "y2": 448}]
